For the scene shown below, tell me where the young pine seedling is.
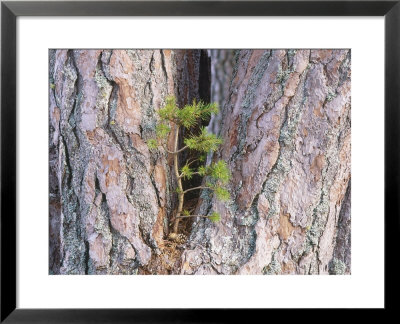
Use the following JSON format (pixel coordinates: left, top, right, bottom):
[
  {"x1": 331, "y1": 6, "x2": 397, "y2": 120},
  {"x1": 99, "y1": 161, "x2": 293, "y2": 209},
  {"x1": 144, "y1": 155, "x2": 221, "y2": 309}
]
[{"x1": 147, "y1": 96, "x2": 231, "y2": 235}]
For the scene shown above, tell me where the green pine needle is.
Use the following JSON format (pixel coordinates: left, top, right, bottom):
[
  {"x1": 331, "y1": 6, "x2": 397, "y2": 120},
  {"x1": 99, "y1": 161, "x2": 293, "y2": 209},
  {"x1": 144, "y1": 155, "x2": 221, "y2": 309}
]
[
  {"x1": 176, "y1": 100, "x2": 219, "y2": 128},
  {"x1": 158, "y1": 96, "x2": 178, "y2": 121},
  {"x1": 177, "y1": 104, "x2": 198, "y2": 128},
  {"x1": 180, "y1": 164, "x2": 194, "y2": 179},
  {"x1": 198, "y1": 165, "x2": 206, "y2": 176},
  {"x1": 157, "y1": 97, "x2": 218, "y2": 128},
  {"x1": 152, "y1": 96, "x2": 230, "y2": 232},
  {"x1": 147, "y1": 139, "x2": 158, "y2": 150},
  {"x1": 209, "y1": 160, "x2": 231, "y2": 184},
  {"x1": 156, "y1": 123, "x2": 171, "y2": 139},
  {"x1": 184, "y1": 127, "x2": 223, "y2": 153},
  {"x1": 209, "y1": 211, "x2": 221, "y2": 223},
  {"x1": 215, "y1": 186, "x2": 230, "y2": 201}
]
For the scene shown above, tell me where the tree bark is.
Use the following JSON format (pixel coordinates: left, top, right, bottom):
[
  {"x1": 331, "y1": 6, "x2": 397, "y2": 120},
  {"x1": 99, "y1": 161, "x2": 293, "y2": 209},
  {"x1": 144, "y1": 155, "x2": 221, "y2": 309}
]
[
  {"x1": 180, "y1": 49, "x2": 351, "y2": 275},
  {"x1": 49, "y1": 49, "x2": 209, "y2": 274},
  {"x1": 50, "y1": 49, "x2": 351, "y2": 275},
  {"x1": 207, "y1": 49, "x2": 235, "y2": 136}
]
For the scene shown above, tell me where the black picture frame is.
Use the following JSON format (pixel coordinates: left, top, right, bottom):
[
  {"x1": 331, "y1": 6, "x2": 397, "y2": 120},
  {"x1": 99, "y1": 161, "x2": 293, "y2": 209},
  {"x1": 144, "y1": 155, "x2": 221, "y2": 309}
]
[{"x1": 1, "y1": 0, "x2": 398, "y2": 322}]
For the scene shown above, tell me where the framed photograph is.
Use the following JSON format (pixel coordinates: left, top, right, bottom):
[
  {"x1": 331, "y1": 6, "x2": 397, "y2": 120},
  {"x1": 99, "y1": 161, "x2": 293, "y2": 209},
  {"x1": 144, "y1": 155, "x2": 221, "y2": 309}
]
[{"x1": 1, "y1": 0, "x2": 398, "y2": 321}]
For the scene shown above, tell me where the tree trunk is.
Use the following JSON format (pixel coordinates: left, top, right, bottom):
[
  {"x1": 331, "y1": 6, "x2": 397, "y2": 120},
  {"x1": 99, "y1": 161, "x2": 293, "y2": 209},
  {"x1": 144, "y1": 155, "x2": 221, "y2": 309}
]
[
  {"x1": 180, "y1": 49, "x2": 351, "y2": 275},
  {"x1": 207, "y1": 49, "x2": 235, "y2": 136},
  {"x1": 50, "y1": 49, "x2": 351, "y2": 275},
  {"x1": 49, "y1": 49, "x2": 209, "y2": 274}
]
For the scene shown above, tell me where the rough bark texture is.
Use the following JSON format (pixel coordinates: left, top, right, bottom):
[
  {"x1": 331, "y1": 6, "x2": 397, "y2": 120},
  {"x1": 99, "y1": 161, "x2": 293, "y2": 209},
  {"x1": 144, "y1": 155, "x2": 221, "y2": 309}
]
[
  {"x1": 49, "y1": 49, "x2": 208, "y2": 274},
  {"x1": 180, "y1": 49, "x2": 351, "y2": 275},
  {"x1": 50, "y1": 49, "x2": 351, "y2": 275},
  {"x1": 207, "y1": 49, "x2": 235, "y2": 136}
]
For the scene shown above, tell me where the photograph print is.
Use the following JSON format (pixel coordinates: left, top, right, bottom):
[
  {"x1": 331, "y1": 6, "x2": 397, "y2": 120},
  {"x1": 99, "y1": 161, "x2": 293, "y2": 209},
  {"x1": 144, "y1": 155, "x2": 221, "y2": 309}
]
[{"x1": 49, "y1": 49, "x2": 351, "y2": 275}]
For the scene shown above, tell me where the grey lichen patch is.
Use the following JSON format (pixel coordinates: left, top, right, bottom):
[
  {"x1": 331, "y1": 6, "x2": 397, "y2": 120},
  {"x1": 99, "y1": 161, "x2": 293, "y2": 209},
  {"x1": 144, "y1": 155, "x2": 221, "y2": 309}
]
[
  {"x1": 326, "y1": 88, "x2": 337, "y2": 102},
  {"x1": 237, "y1": 205, "x2": 259, "y2": 227},
  {"x1": 100, "y1": 50, "x2": 113, "y2": 81},
  {"x1": 261, "y1": 65, "x2": 311, "y2": 223},
  {"x1": 184, "y1": 194, "x2": 257, "y2": 274},
  {"x1": 58, "y1": 55, "x2": 78, "y2": 132},
  {"x1": 89, "y1": 196, "x2": 113, "y2": 274},
  {"x1": 235, "y1": 50, "x2": 272, "y2": 156},
  {"x1": 293, "y1": 136, "x2": 345, "y2": 272},
  {"x1": 241, "y1": 51, "x2": 272, "y2": 110},
  {"x1": 107, "y1": 85, "x2": 118, "y2": 123},
  {"x1": 95, "y1": 65, "x2": 111, "y2": 89},
  {"x1": 286, "y1": 49, "x2": 297, "y2": 67},
  {"x1": 126, "y1": 173, "x2": 159, "y2": 247},
  {"x1": 94, "y1": 64, "x2": 113, "y2": 128},
  {"x1": 294, "y1": 99, "x2": 349, "y2": 272},
  {"x1": 56, "y1": 56, "x2": 89, "y2": 275},
  {"x1": 338, "y1": 51, "x2": 351, "y2": 87},
  {"x1": 110, "y1": 230, "x2": 139, "y2": 275},
  {"x1": 60, "y1": 186, "x2": 86, "y2": 274},
  {"x1": 231, "y1": 50, "x2": 241, "y2": 81},
  {"x1": 49, "y1": 49, "x2": 57, "y2": 83},
  {"x1": 245, "y1": 229, "x2": 258, "y2": 261},
  {"x1": 328, "y1": 258, "x2": 346, "y2": 275},
  {"x1": 262, "y1": 252, "x2": 281, "y2": 275},
  {"x1": 279, "y1": 102, "x2": 304, "y2": 146},
  {"x1": 276, "y1": 65, "x2": 295, "y2": 84},
  {"x1": 210, "y1": 234, "x2": 241, "y2": 273},
  {"x1": 126, "y1": 51, "x2": 162, "y2": 138},
  {"x1": 307, "y1": 192, "x2": 330, "y2": 247},
  {"x1": 126, "y1": 51, "x2": 169, "y2": 133},
  {"x1": 331, "y1": 181, "x2": 351, "y2": 274}
]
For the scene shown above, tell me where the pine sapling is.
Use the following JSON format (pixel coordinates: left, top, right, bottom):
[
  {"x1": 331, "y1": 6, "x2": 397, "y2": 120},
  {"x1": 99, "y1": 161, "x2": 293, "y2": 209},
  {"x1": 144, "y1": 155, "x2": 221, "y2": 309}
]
[{"x1": 147, "y1": 96, "x2": 231, "y2": 235}]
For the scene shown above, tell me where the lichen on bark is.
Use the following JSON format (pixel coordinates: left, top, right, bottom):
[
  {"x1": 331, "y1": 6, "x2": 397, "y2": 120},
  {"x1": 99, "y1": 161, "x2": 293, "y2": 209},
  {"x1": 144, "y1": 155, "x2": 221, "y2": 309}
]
[{"x1": 50, "y1": 49, "x2": 351, "y2": 275}]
